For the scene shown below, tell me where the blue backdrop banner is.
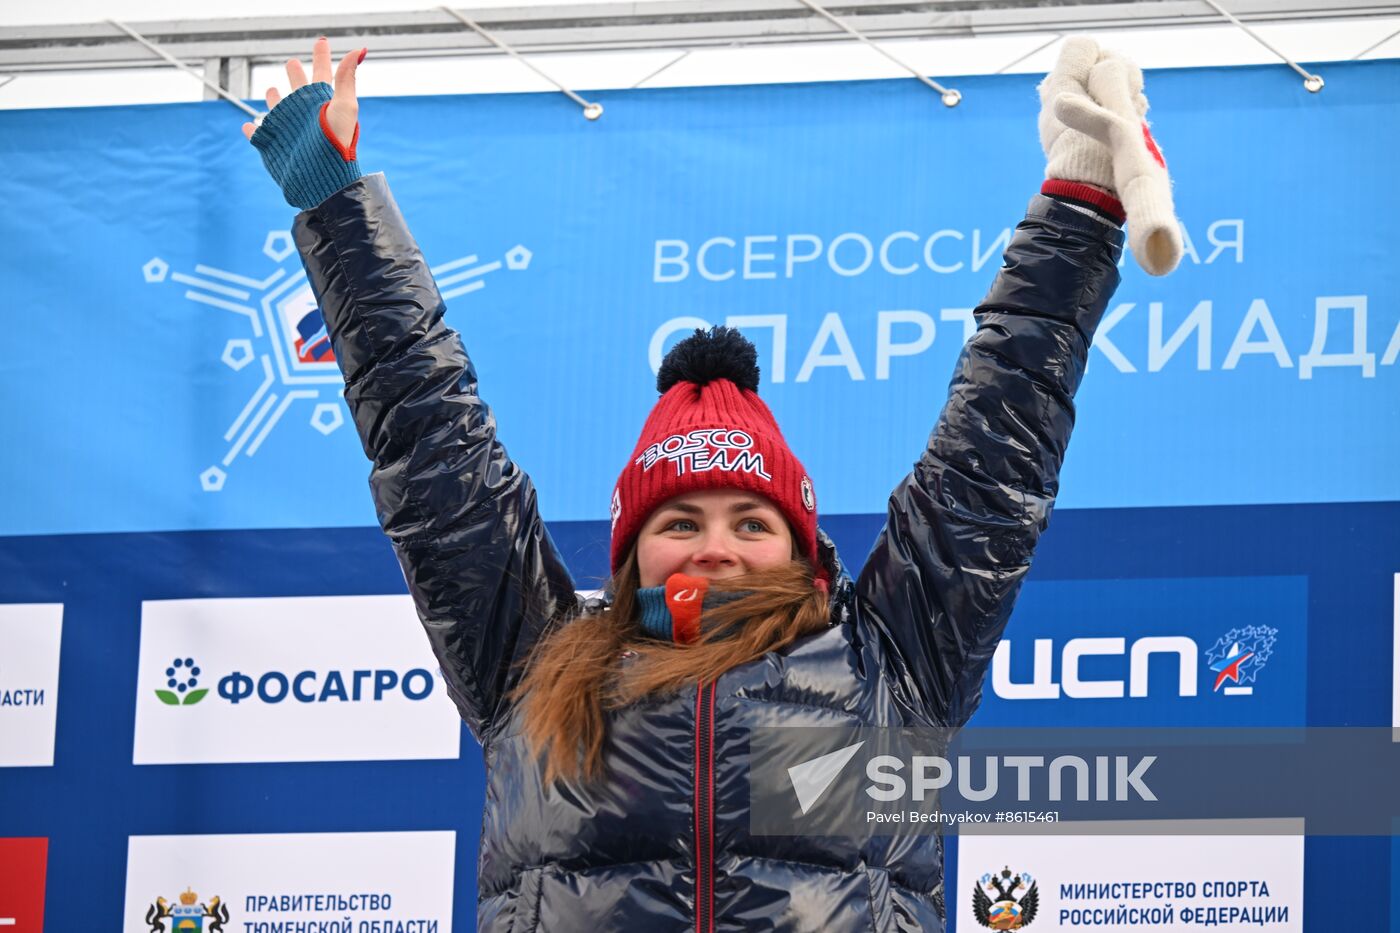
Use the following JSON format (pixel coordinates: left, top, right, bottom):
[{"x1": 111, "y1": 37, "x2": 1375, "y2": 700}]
[{"x1": 1, "y1": 61, "x2": 1397, "y2": 537}]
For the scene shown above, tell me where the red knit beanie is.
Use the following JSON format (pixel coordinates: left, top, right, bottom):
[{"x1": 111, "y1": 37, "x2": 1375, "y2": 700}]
[{"x1": 610, "y1": 327, "x2": 821, "y2": 580}]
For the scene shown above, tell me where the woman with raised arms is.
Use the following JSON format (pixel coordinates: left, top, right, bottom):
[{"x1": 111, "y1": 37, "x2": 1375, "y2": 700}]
[{"x1": 242, "y1": 34, "x2": 1179, "y2": 932}]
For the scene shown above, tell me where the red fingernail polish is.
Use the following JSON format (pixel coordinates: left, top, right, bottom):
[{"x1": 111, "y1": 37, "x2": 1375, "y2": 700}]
[{"x1": 357, "y1": 48, "x2": 368, "y2": 64}]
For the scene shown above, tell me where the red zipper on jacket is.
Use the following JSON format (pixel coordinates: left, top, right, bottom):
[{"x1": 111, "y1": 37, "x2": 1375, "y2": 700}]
[{"x1": 694, "y1": 679, "x2": 716, "y2": 933}]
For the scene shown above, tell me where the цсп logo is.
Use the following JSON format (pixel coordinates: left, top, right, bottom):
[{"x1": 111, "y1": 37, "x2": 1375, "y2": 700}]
[
  {"x1": 992, "y1": 629, "x2": 1278, "y2": 701},
  {"x1": 992, "y1": 636, "x2": 1198, "y2": 700},
  {"x1": 143, "y1": 234, "x2": 531, "y2": 491},
  {"x1": 1204, "y1": 626, "x2": 1276, "y2": 695}
]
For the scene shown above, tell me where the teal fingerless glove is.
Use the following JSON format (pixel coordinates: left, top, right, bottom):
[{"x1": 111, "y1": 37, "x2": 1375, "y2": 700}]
[{"x1": 250, "y1": 82, "x2": 363, "y2": 211}]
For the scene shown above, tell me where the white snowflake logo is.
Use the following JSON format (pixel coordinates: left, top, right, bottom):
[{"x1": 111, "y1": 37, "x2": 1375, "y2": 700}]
[{"x1": 144, "y1": 233, "x2": 531, "y2": 491}]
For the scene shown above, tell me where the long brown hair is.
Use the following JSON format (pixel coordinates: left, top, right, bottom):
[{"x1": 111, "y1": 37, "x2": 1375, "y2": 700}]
[{"x1": 511, "y1": 550, "x2": 831, "y2": 785}]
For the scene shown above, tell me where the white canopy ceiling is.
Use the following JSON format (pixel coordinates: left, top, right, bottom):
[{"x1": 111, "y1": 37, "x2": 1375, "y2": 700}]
[{"x1": 2, "y1": 0, "x2": 1396, "y2": 111}]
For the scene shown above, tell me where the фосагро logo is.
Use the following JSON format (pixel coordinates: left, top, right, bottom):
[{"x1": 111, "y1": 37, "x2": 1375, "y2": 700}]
[{"x1": 155, "y1": 657, "x2": 207, "y2": 707}]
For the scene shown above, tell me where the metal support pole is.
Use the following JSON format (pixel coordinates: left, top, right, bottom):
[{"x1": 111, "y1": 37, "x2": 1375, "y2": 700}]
[
  {"x1": 203, "y1": 58, "x2": 250, "y2": 101},
  {"x1": 439, "y1": 5, "x2": 604, "y2": 119},
  {"x1": 108, "y1": 19, "x2": 261, "y2": 115},
  {"x1": 1198, "y1": 0, "x2": 1324, "y2": 91},
  {"x1": 632, "y1": 50, "x2": 693, "y2": 89},
  {"x1": 227, "y1": 57, "x2": 251, "y2": 100},
  {"x1": 203, "y1": 58, "x2": 225, "y2": 101},
  {"x1": 995, "y1": 34, "x2": 1064, "y2": 74},
  {"x1": 793, "y1": 0, "x2": 962, "y2": 106},
  {"x1": 1350, "y1": 25, "x2": 1400, "y2": 59}
]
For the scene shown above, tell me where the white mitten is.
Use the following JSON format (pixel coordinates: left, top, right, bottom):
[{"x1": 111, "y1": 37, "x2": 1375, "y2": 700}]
[
  {"x1": 1038, "y1": 36, "x2": 1115, "y2": 193},
  {"x1": 1055, "y1": 52, "x2": 1183, "y2": 275}
]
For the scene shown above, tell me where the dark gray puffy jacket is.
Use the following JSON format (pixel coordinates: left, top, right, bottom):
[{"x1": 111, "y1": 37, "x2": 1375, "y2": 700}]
[{"x1": 293, "y1": 174, "x2": 1122, "y2": 933}]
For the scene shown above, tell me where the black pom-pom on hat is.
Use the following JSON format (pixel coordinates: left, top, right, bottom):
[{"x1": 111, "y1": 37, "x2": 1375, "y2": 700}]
[{"x1": 656, "y1": 326, "x2": 760, "y2": 395}]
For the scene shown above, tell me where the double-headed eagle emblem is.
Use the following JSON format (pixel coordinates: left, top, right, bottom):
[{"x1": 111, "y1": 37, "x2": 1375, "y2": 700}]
[{"x1": 971, "y1": 866, "x2": 1039, "y2": 930}]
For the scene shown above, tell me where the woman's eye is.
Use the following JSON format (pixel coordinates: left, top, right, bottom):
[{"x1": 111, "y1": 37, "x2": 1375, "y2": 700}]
[
  {"x1": 667, "y1": 519, "x2": 698, "y2": 532},
  {"x1": 739, "y1": 519, "x2": 768, "y2": 533}
]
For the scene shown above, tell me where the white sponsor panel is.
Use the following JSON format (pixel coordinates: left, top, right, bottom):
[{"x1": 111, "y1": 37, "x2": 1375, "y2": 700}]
[
  {"x1": 0, "y1": 604, "x2": 63, "y2": 767},
  {"x1": 123, "y1": 830, "x2": 454, "y2": 932},
  {"x1": 1393, "y1": 573, "x2": 1399, "y2": 733},
  {"x1": 133, "y1": 595, "x2": 461, "y2": 764},
  {"x1": 956, "y1": 826, "x2": 1303, "y2": 931}
]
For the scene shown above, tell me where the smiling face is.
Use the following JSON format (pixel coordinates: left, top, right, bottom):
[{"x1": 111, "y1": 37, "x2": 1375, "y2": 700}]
[{"x1": 635, "y1": 489, "x2": 796, "y2": 588}]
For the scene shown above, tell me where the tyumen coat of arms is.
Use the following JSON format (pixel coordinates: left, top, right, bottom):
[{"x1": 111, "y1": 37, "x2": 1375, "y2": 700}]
[
  {"x1": 971, "y1": 866, "x2": 1039, "y2": 930},
  {"x1": 146, "y1": 887, "x2": 229, "y2": 932}
]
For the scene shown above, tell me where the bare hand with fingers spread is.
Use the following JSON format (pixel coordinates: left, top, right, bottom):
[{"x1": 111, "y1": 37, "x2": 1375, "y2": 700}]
[{"x1": 244, "y1": 36, "x2": 367, "y2": 211}]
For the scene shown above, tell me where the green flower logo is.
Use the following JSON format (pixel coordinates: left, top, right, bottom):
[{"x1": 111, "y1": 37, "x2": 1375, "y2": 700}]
[{"x1": 155, "y1": 657, "x2": 208, "y2": 706}]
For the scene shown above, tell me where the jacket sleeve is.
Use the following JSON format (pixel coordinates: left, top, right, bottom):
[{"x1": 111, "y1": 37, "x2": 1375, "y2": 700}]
[
  {"x1": 854, "y1": 195, "x2": 1122, "y2": 727},
  {"x1": 292, "y1": 173, "x2": 578, "y2": 742}
]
